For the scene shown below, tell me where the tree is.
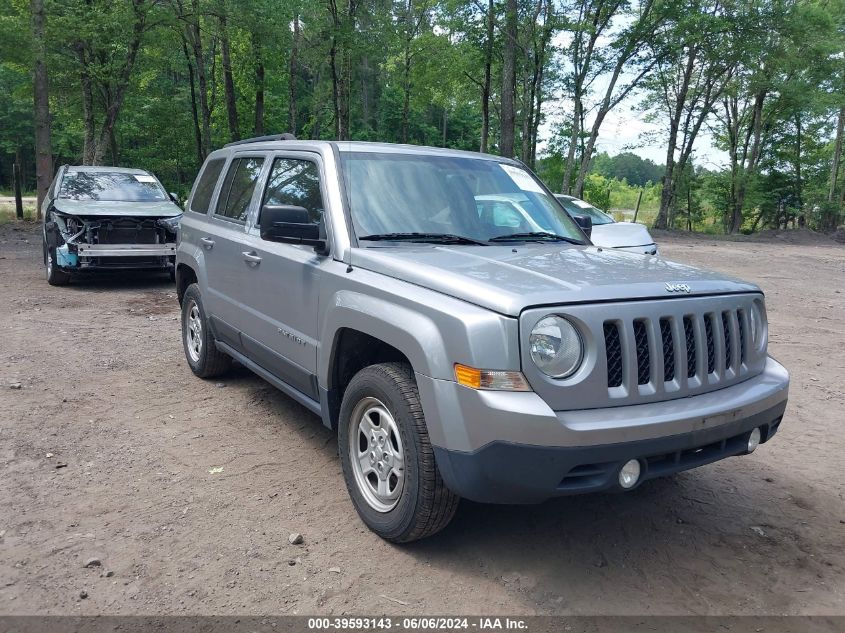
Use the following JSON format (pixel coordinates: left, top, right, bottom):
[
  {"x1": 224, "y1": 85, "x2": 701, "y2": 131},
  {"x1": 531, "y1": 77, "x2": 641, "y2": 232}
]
[
  {"x1": 31, "y1": 0, "x2": 51, "y2": 215},
  {"x1": 571, "y1": 0, "x2": 660, "y2": 197},
  {"x1": 646, "y1": 0, "x2": 737, "y2": 230},
  {"x1": 500, "y1": 0, "x2": 518, "y2": 157},
  {"x1": 559, "y1": 0, "x2": 625, "y2": 193}
]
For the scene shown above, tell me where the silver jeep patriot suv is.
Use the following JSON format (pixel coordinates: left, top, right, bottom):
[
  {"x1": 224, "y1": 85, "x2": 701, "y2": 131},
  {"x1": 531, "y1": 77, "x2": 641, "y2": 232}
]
[{"x1": 175, "y1": 135, "x2": 789, "y2": 542}]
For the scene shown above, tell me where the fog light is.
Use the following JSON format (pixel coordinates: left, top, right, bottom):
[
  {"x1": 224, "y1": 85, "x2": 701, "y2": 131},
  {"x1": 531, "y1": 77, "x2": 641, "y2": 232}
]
[
  {"x1": 618, "y1": 459, "x2": 641, "y2": 489},
  {"x1": 747, "y1": 428, "x2": 761, "y2": 453}
]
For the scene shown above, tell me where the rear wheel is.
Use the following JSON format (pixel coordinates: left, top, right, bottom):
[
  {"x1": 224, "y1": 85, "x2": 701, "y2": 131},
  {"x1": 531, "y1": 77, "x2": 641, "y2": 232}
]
[
  {"x1": 45, "y1": 243, "x2": 70, "y2": 286},
  {"x1": 181, "y1": 283, "x2": 231, "y2": 378},
  {"x1": 338, "y1": 362, "x2": 459, "y2": 542}
]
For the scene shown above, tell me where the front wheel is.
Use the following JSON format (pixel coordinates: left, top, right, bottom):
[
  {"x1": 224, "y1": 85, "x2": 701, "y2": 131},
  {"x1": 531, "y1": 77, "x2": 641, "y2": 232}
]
[
  {"x1": 45, "y1": 243, "x2": 70, "y2": 286},
  {"x1": 338, "y1": 362, "x2": 459, "y2": 542},
  {"x1": 181, "y1": 283, "x2": 231, "y2": 378}
]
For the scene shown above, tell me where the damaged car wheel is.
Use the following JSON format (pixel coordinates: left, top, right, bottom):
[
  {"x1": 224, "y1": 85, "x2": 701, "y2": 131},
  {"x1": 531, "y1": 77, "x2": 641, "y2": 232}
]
[
  {"x1": 181, "y1": 284, "x2": 231, "y2": 378},
  {"x1": 44, "y1": 242, "x2": 71, "y2": 287}
]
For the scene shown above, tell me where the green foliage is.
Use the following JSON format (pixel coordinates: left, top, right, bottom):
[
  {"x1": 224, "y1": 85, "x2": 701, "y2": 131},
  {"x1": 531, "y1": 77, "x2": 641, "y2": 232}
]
[{"x1": 1, "y1": 0, "x2": 844, "y2": 236}]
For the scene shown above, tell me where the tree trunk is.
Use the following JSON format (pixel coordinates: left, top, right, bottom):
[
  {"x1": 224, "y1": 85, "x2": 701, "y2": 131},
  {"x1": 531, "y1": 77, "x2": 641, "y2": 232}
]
[
  {"x1": 78, "y1": 48, "x2": 96, "y2": 165},
  {"x1": 330, "y1": 37, "x2": 341, "y2": 139},
  {"x1": 338, "y1": 48, "x2": 351, "y2": 140},
  {"x1": 730, "y1": 90, "x2": 766, "y2": 233},
  {"x1": 219, "y1": 6, "x2": 239, "y2": 142},
  {"x1": 289, "y1": 14, "x2": 299, "y2": 135},
  {"x1": 499, "y1": 0, "x2": 517, "y2": 157},
  {"x1": 794, "y1": 113, "x2": 803, "y2": 209},
  {"x1": 653, "y1": 47, "x2": 697, "y2": 230},
  {"x1": 829, "y1": 105, "x2": 845, "y2": 203},
  {"x1": 327, "y1": 0, "x2": 354, "y2": 142},
  {"x1": 401, "y1": 26, "x2": 411, "y2": 143},
  {"x1": 181, "y1": 36, "x2": 204, "y2": 165},
  {"x1": 190, "y1": 0, "x2": 211, "y2": 157},
  {"x1": 254, "y1": 46, "x2": 265, "y2": 136},
  {"x1": 561, "y1": 99, "x2": 581, "y2": 193},
  {"x1": 109, "y1": 127, "x2": 118, "y2": 165},
  {"x1": 479, "y1": 0, "x2": 493, "y2": 153},
  {"x1": 31, "y1": 0, "x2": 52, "y2": 218}
]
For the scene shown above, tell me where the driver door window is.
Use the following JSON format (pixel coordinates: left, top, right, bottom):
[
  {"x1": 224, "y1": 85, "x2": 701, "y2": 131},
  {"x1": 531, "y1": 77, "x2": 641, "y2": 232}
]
[{"x1": 259, "y1": 158, "x2": 325, "y2": 228}]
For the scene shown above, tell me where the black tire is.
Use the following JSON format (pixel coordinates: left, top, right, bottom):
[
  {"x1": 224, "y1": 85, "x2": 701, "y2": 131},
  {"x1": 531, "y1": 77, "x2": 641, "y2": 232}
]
[
  {"x1": 44, "y1": 242, "x2": 71, "y2": 287},
  {"x1": 338, "y1": 362, "x2": 459, "y2": 542},
  {"x1": 181, "y1": 283, "x2": 231, "y2": 378}
]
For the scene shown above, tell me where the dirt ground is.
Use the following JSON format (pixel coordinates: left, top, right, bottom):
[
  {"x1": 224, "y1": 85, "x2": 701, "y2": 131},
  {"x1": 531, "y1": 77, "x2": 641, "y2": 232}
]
[{"x1": 1, "y1": 222, "x2": 843, "y2": 616}]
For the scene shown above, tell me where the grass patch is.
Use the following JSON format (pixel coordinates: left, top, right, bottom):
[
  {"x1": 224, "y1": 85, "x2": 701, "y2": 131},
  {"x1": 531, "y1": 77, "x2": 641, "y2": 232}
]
[{"x1": 0, "y1": 203, "x2": 38, "y2": 224}]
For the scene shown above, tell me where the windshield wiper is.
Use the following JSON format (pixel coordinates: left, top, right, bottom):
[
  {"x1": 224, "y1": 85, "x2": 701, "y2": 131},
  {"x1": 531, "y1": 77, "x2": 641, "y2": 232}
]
[
  {"x1": 359, "y1": 232, "x2": 488, "y2": 246},
  {"x1": 488, "y1": 231, "x2": 584, "y2": 245}
]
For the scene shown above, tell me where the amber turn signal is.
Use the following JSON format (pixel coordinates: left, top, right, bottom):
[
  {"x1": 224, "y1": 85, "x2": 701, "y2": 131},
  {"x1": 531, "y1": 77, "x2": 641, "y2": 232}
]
[{"x1": 454, "y1": 363, "x2": 532, "y2": 391}]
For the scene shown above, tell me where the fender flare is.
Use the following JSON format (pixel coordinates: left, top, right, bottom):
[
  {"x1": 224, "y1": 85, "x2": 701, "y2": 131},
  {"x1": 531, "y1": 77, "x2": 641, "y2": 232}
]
[{"x1": 318, "y1": 290, "x2": 450, "y2": 387}]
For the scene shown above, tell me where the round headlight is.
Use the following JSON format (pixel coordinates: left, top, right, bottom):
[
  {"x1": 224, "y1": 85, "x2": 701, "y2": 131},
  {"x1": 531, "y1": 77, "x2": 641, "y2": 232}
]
[
  {"x1": 529, "y1": 316, "x2": 583, "y2": 379},
  {"x1": 749, "y1": 300, "x2": 766, "y2": 347}
]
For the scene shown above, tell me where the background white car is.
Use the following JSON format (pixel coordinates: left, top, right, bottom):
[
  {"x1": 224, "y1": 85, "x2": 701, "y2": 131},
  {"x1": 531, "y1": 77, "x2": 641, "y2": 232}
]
[{"x1": 554, "y1": 194, "x2": 658, "y2": 255}]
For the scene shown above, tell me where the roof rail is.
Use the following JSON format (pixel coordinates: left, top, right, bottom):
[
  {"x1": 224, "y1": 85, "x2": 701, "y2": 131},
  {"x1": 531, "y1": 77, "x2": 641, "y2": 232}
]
[{"x1": 224, "y1": 133, "x2": 297, "y2": 147}]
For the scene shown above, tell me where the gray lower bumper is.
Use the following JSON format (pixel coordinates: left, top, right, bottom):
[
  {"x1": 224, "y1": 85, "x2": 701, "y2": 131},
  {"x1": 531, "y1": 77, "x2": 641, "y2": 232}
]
[{"x1": 433, "y1": 399, "x2": 785, "y2": 503}]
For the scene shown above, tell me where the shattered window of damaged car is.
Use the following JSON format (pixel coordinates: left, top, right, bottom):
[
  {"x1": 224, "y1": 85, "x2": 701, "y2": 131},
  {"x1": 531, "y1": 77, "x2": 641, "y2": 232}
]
[{"x1": 59, "y1": 171, "x2": 168, "y2": 202}]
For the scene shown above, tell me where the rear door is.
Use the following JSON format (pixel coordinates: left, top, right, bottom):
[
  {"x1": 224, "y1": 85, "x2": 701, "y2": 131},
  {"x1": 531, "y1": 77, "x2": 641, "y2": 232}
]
[
  {"x1": 234, "y1": 152, "x2": 330, "y2": 400},
  {"x1": 201, "y1": 153, "x2": 268, "y2": 352}
]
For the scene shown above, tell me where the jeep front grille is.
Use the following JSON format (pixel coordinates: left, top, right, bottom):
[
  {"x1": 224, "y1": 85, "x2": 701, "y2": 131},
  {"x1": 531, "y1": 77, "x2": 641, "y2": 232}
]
[
  {"x1": 520, "y1": 294, "x2": 766, "y2": 411},
  {"x1": 603, "y1": 308, "x2": 749, "y2": 393}
]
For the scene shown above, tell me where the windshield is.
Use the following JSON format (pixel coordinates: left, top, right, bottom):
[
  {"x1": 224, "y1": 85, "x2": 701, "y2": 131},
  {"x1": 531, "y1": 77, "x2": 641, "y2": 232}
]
[
  {"x1": 555, "y1": 195, "x2": 614, "y2": 225},
  {"x1": 339, "y1": 152, "x2": 585, "y2": 243},
  {"x1": 59, "y1": 171, "x2": 168, "y2": 202}
]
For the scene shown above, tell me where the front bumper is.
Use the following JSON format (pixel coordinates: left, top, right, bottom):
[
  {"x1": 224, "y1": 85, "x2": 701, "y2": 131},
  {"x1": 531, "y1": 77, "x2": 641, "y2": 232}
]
[
  {"x1": 57, "y1": 243, "x2": 175, "y2": 271},
  {"x1": 433, "y1": 400, "x2": 784, "y2": 503},
  {"x1": 416, "y1": 357, "x2": 789, "y2": 503}
]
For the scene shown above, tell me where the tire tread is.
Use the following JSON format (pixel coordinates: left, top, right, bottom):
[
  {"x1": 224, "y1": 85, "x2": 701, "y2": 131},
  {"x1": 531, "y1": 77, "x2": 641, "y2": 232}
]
[
  {"x1": 344, "y1": 362, "x2": 458, "y2": 542},
  {"x1": 182, "y1": 284, "x2": 231, "y2": 378}
]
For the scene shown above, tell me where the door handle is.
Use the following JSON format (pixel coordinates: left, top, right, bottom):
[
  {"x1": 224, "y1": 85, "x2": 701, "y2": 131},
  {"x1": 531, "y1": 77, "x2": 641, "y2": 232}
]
[
  {"x1": 242, "y1": 251, "x2": 262, "y2": 266},
  {"x1": 200, "y1": 237, "x2": 215, "y2": 249}
]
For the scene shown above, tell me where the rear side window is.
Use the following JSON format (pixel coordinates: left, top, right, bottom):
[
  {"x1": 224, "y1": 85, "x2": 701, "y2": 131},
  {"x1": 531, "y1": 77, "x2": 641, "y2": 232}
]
[
  {"x1": 190, "y1": 158, "x2": 225, "y2": 214},
  {"x1": 259, "y1": 158, "x2": 324, "y2": 226},
  {"x1": 215, "y1": 157, "x2": 265, "y2": 222}
]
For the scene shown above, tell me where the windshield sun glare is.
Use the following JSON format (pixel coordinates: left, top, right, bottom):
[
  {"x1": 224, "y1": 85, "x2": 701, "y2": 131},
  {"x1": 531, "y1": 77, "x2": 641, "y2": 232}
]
[{"x1": 340, "y1": 152, "x2": 585, "y2": 245}]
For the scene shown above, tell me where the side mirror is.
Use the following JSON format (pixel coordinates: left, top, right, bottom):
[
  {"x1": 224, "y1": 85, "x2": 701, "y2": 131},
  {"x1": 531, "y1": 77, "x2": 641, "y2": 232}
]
[
  {"x1": 169, "y1": 192, "x2": 181, "y2": 205},
  {"x1": 260, "y1": 204, "x2": 326, "y2": 252},
  {"x1": 573, "y1": 214, "x2": 592, "y2": 239}
]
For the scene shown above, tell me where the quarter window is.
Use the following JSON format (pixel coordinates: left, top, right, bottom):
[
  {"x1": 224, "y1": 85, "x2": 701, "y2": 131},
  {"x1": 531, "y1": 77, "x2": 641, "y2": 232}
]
[
  {"x1": 190, "y1": 158, "x2": 225, "y2": 214},
  {"x1": 215, "y1": 157, "x2": 265, "y2": 222},
  {"x1": 259, "y1": 158, "x2": 324, "y2": 226}
]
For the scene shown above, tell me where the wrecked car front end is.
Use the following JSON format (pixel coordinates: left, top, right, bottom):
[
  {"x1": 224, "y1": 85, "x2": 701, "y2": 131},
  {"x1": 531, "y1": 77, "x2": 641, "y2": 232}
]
[
  {"x1": 42, "y1": 166, "x2": 183, "y2": 282},
  {"x1": 46, "y1": 211, "x2": 179, "y2": 272}
]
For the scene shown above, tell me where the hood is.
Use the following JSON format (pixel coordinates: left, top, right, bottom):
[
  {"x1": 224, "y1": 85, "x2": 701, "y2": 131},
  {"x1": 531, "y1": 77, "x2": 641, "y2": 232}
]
[
  {"x1": 53, "y1": 199, "x2": 182, "y2": 218},
  {"x1": 590, "y1": 222, "x2": 655, "y2": 249},
  {"x1": 351, "y1": 244, "x2": 759, "y2": 316}
]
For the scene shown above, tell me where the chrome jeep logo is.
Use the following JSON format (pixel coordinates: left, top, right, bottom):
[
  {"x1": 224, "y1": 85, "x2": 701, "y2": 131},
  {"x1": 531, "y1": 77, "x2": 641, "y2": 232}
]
[{"x1": 665, "y1": 282, "x2": 691, "y2": 294}]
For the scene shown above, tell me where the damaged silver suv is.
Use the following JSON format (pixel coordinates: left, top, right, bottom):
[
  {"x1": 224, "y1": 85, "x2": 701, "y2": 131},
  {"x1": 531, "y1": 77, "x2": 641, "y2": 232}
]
[
  {"x1": 41, "y1": 166, "x2": 182, "y2": 285},
  {"x1": 176, "y1": 136, "x2": 790, "y2": 542}
]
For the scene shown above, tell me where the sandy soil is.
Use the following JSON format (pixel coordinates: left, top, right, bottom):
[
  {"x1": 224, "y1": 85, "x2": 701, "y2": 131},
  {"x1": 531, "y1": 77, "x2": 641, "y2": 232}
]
[{"x1": 1, "y1": 222, "x2": 843, "y2": 616}]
